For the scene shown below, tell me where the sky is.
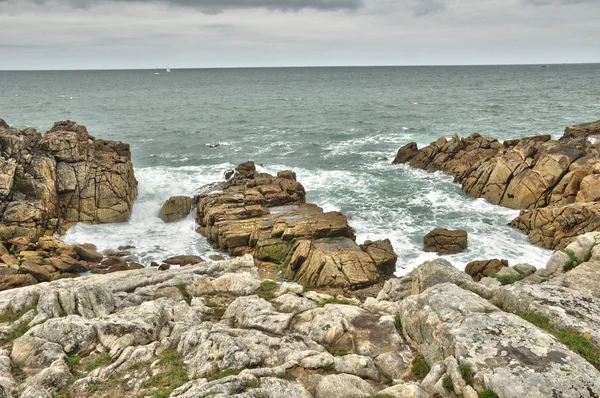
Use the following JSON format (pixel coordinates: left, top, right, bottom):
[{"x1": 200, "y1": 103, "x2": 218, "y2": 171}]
[{"x1": 0, "y1": 0, "x2": 599, "y2": 69}]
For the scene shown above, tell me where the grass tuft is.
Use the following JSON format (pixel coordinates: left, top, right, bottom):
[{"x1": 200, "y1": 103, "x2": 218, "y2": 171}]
[
  {"x1": 411, "y1": 355, "x2": 430, "y2": 378},
  {"x1": 478, "y1": 390, "x2": 499, "y2": 398},
  {"x1": 140, "y1": 350, "x2": 189, "y2": 398},
  {"x1": 175, "y1": 284, "x2": 192, "y2": 304},
  {"x1": 327, "y1": 347, "x2": 349, "y2": 357},
  {"x1": 459, "y1": 363, "x2": 474, "y2": 385},
  {"x1": 256, "y1": 280, "x2": 278, "y2": 301},
  {"x1": 394, "y1": 314, "x2": 402, "y2": 335},
  {"x1": 86, "y1": 353, "x2": 112, "y2": 371},
  {"x1": 319, "y1": 297, "x2": 351, "y2": 306},
  {"x1": 562, "y1": 249, "x2": 580, "y2": 272},
  {"x1": 206, "y1": 368, "x2": 241, "y2": 381},
  {"x1": 442, "y1": 374, "x2": 454, "y2": 392}
]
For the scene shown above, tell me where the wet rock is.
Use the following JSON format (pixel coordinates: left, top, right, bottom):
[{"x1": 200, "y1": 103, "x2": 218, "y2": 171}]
[
  {"x1": 465, "y1": 259, "x2": 508, "y2": 281},
  {"x1": 392, "y1": 142, "x2": 419, "y2": 164},
  {"x1": 423, "y1": 228, "x2": 467, "y2": 255},
  {"x1": 159, "y1": 196, "x2": 192, "y2": 223},
  {"x1": 73, "y1": 244, "x2": 103, "y2": 262},
  {"x1": 0, "y1": 274, "x2": 37, "y2": 290},
  {"x1": 163, "y1": 255, "x2": 205, "y2": 266}
]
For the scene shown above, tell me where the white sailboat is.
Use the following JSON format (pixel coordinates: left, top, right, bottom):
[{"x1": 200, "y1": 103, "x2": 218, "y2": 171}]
[{"x1": 166, "y1": 66, "x2": 171, "y2": 73}]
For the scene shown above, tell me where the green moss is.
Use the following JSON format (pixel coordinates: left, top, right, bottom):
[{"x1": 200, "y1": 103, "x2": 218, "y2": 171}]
[
  {"x1": 562, "y1": 249, "x2": 580, "y2": 272},
  {"x1": 175, "y1": 284, "x2": 192, "y2": 305},
  {"x1": 327, "y1": 347, "x2": 349, "y2": 356},
  {"x1": 256, "y1": 243, "x2": 294, "y2": 269},
  {"x1": 442, "y1": 375, "x2": 454, "y2": 391},
  {"x1": 256, "y1": 280, "x2": 279, "y2": 301},
  {"x1": 0, "y1": 300, "x2": 38, "y2": 345},
  {"x1": 0, "y1": 321, "x2": 31, "y2": 345},
  {"x1": 319, "y1": 298, "x2": 351, "y2": 306},
  {"x1": 490, "y1": 272, "x2": 526, "y2": 285},
  {"x1": 321, "y1": 363, "x2": 334, "y2": 371},
  {"x1": 141, "y1": 350, "x2": 189, "y2": 398},
  {"x1": 459, "y1": 363, "x2": 474, "y2": 385},
  {"x1": 246, "y1": 379, "x2": 260, "y2": 389},
  {"x1": 67, "y1": 355, "x2": 81, "y2": 369},
  {"x1": 374, "y1": 395, "x2": 396, "y2": 398},
  {"x1": 110, "y1": 378, "x2": 126, "y2": 386},
  {"x1": 478, "y1": 390, "x2": 499, "y2": 398},
  {"x1": 274, "y1": 372, "x2": 295, "y2": 381},
  {"x1": 130, "y1": 362, "x2": 142, "y2": 370},
  {"x1": 86, "y1": 353, "x2": 112, "y2": 371},
  {"x1": 206, "y1": 368, "x2": 241, "y2": 381},
  {"x1": 394, "y1": 314, "x2": 403, "y2": 334},
  {"x1": 517, "y1": 311, "x2": 600, "y2": 370},
  {"x1": 411, "y1": 355, "x2": 430, "y2": 378},
  {"x1": 205, "y1": 300, "x2": 219, "y2": 308},
  {"x1": 86, "y1": 384, "x2": 99, "y2": 393}
]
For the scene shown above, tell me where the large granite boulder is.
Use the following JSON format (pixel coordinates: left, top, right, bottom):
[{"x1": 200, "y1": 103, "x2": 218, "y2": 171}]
[
  {"x1": 465, "y1": 258, "x2": 508, "y2": 281},
  {"x1": 423, "y1": 228, "x2": 467, "y2": 255},
  {"x1": 0, "y1": 119, "x2": 137, "y2": 239},
  {"x1": 159, "y1": 196, "x2": 192, "y2": 223},
  {"x1": 193, "y1": 162, "x2": 396, "y2": 289}
]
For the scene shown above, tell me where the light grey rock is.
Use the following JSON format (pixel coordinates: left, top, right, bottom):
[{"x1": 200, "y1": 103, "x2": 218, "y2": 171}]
[
  {"x1": 495, "y1": 267, "x2": 520, "y2": 277},
  {"x1": 374, "y1": 348, "x2": 414, "y2": 380},
  {"x1": 410, "y1": 258, "x2": 472, "y2": 295},
  {"x1": 480, "y1": 276, "x2": 501, "y2": 287},
  {"x1": 275, "y1": 282, "x2": 304, "y2": 297},
  {"x1": 11, "y1": 336, "x2": 66, "y2": 372},
  {"x1": 362, "y1": 297, "x2": 402, "y2": 315},
  {"x1": 375, "y1": 382, "x2": 431, "y2": 398},
  {"x1": 401, "y1": 283, "x2": 600, "y2": 398},
  {"x1": 172, "y1": 375, "x2": 312, "y2": 398},
  {"x1": 314, "y1": 373, "x2": 376, "y2": 398},
  {"x1": 462, "y1": 385, "x2": 478, "y2": 398},
  {"x1": 26, "y1": 315, "x2": 96, "y2": 355},
  {"x1": 192, "y1": 272, "x2": 261, "y2": 296},
  {"x1": 222, "y1": 295, "x2": 294, "y2": 335},
  {"x1": 376, "y1": 274, "x2": 412, "y2": 302},
  {"x1": 563, "y1": 261, "x2": 600, "y2": 298},
  {"x1": 492, "y1": 283, "x2": 600, "y2": 345},
  {"x1": 443, "y1": 356, "x2": 466, "y2": 394},
  {"x1": 0, "y1": 350, "x2": 15, "y2": 398},
  {"x1": 272, "y1": 293, "x2": 317, "y2": 314},
  {"x1": 291, "y1": 304, "x2": 366, "y2": 345},
  {"x1": 513, "y1": 263, "x2": 537, "y2": 275},
  {"x1": 177, "y1": 322, "x2": 323, "y2": 379},
  {"x1": 420, "y1": 362, "x2": 445, "y2": 393},
  {"x1": 545, "y1": 232, "x2": 600, "y2": 276},
  {"x1": 333, "y1": 354, "x2": 380, "y2": 380},
  {"x1": 19, "y1": 359, "x2": 71, "y2": 398},
  {"x1": 299, "y1": 352, "x2": 334, "y2": 369}
]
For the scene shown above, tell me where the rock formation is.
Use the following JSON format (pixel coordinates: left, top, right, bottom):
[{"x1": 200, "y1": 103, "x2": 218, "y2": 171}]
[
  {"x1": 394, "y1": 120, "x2": 600, "y2": 249},
  {"x1": 423, "y1": 228, "x2": 467, "y2": 255},
  {"x1": 160, "y1": 196, "x2": 192, "y2": 223},
  {"x1": 0, "y1": 119, "x2": 138, "y2": 240},
  {"x1": 1, "y1": 233, "x2": 600, "y2": 397},
  {"x1": 191, "y1": 162, "x2": 396, "y2": 289}
]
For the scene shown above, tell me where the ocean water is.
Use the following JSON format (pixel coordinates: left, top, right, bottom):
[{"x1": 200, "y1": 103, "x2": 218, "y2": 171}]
[{"x1": 2, "y1": 64, "x2": 600, "y2": 275}]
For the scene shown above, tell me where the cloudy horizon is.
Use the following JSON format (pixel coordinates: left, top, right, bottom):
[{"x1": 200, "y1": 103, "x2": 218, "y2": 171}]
[{"x1": 1, "y1": 0, "x2": 599, "y2": 70}]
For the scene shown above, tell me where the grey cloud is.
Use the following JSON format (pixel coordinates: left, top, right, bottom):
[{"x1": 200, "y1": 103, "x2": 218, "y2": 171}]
[
  {"x1": 1, "y1": 0, "x2": 364, "y2": 12},
  {"x1": 405, "y1": 0, "x2": 447, "y2": 16},
  {"x1": 522, "y1": 0, "x2": 599, "y2": 5}
]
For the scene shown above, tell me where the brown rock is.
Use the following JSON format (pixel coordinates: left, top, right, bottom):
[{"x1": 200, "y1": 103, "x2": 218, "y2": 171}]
[
  {"x1": 0, "y1": 266, "x2": 17, "y2": 276},
  {"x1": 129, "y1": 262, "x2": 144, "y2": 270},
  {"x1": 107, "y1": 263, "x2": 131, "y2": 273},
  {"x1": 465, "y1": 259, "x2": 509, "y2": 281},
  {"x1": 158, "y1": 263, "x2": 170, "y2": 271},
  {"x1": 423, "y1": 228, "x2": 468, "y2": 255},
  {"x1": 0, "y1": 274, "x2": 37, "y2": 291},
  {"x1": 163, "y1": 255, "x2": 205, "y2": 266},
  {"x1": 392, "y1": 142, "x2": 419, "y2": 164},
  {"x1": 0, "y1": 119, "x2": 137, "y2": 240},
  {"x1": 100, "y1": 256, "x2": 127, "y2": 268},
  {"x1": 19, "y1": 261, "x2": 51, "y2": 282},
  {"x1": 0, "y1": 242, "x2": 8, "y2": 256},
  {"x1": 159, "y1": 196, "x2": 192, "y2": 223},
  {"x1": 47, "y1": 256, "x2": 88, "y2": 273},
  {"x1": 361, "y1": 239, "x2": 397, "y2": 276},
  {"x1": 73, "y1": 244, "x2": 104, "y2": 262},
  {"x1": 1, "y1": 253, "x2": 19, "y2": 268}
]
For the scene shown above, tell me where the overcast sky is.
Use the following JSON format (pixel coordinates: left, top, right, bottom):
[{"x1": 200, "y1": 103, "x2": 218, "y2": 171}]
[{"x1": 0, "y1": 0, "x2": 599, "y2": 69}]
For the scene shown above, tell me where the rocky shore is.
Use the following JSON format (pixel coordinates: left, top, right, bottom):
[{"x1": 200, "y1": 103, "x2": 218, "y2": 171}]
[
  {"x1": 393, "y1": 120, "x2": 600, "y2": 249},
  {"x1": 1, "y1": 118, "x2": 600, "y2": 397},
  {"x1": 0, "y1": 232, "x2": 599, "y2": 398}
]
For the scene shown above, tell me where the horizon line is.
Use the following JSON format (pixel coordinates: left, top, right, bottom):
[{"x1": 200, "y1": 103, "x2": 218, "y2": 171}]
[{"x1": 1, "y1": 61, "x2": 599, "y2": 72}]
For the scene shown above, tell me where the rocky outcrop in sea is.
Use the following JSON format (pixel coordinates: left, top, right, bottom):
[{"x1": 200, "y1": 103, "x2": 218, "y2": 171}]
[
  {"x1": 0, "y1": 119, "x2": 137, "y2": 240},
  {"x1": 393, "y1": 120, "x2": 600, "y2": 249}
]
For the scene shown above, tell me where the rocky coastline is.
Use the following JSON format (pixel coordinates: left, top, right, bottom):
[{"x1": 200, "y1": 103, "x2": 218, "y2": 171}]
[
  {"x1": 393, "y1": 120, "x2": 600, "y2": 250},
  {"x1": 1, "y1": 118, "x2": 600, "y2": 397}
]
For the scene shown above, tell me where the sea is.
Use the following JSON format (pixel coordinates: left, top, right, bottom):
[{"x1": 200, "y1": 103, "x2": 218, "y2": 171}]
[{"x1": 2, "y1": 64, "x2": 600, "y2": 275}]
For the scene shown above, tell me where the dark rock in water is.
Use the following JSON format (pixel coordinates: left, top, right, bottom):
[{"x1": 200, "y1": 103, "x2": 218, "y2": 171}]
[
  {"x1": 0, "y1": 119, "x2": 138, "y2": 240},
  {"x1": 465, "y1": 258, "x2": 508, "y2": 281},
  {"x1": 118, "y1": 245, "x2": 136, "y2": 251},
  {"x1": 392, "y1": 142, "x2": 418, "y2": 164},
  {"x1": 150, "y1": 261, "x2": 160, "y2": 267},
  {"x1": 224, "y1": 169, "x2": 235, "y2": 180},
  {"x1": 163, "y1": 255, "x2": 205, "y2": 266},
  {"x1": 206, "y1": 143, "x2": 221, "y2": 148},
  {"x1": 360, "y1": 239, "x2": 397, "y2": 276},
  {"x1": 159, "y1": 196, "x2": 192, "y2": 223},
  {"x1": 129, "y1": 262, "x2": 144, "y2": 270},
  {"x1": 423, "y1": 228, "x2": 468, "y2": 255},
  {"x1": 209, "y1": 254, "x2": 226, "y2": 261},
  {"x1": 100, "y1": 256, "x2": 128, "y2": 269},
  {"x1": 158, "y1": 263, "x2": 170, "y2": 271},
  {"x1": 193, "y1": 161, "x2": 396, "y2": 289},
  {"x1": 0, "y1": 118, "x2": 8, "y2": 129}
]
